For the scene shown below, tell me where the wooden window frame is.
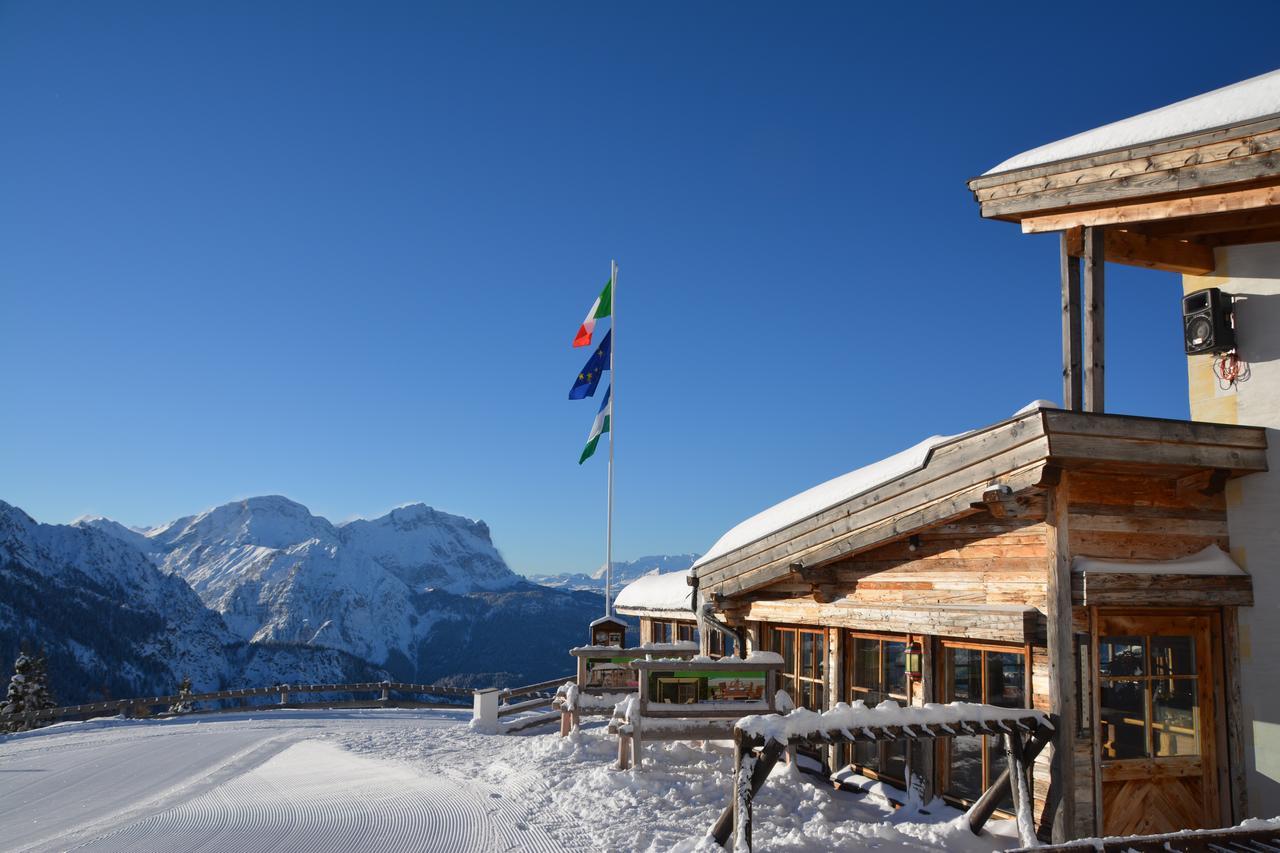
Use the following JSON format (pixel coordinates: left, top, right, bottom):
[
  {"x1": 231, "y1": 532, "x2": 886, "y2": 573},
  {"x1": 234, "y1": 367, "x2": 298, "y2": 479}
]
[
  {"x1": 768, "y1": 624, "x2": 827, "y2": 712},
  {"x1": 845, "y1": 630, "x2": 912, "y2": 786},
  {"x1": 937, "y1": 639, "x2": 1031, "y2": 810}
]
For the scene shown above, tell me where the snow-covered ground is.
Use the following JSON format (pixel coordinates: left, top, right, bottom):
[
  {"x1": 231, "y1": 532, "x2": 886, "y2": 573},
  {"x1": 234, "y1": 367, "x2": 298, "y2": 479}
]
[{"x1": 0, "y1": 709, "x2": 1023, "y2": 852}]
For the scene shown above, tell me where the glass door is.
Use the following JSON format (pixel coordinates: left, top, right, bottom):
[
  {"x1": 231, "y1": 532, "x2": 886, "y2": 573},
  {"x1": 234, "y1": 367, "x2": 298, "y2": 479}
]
[{"x1": 1095, "y1": 612, "x2": 1220, "y2": 835}]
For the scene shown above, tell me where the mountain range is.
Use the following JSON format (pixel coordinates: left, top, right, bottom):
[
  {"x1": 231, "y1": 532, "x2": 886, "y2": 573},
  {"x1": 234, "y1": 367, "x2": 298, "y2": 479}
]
[
  {"x1": 1, "y1": 496, "x2": 687, "y2": 706},
  {"x1": 533, "y1": 554, "x2": 699, "y2": 591}
]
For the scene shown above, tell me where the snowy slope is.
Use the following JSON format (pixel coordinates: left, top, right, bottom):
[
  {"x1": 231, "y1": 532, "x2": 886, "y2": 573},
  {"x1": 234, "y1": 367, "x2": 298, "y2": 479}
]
[
  {"x1": 535, "y1": 554, "x2": 700, "y2": 591},
  {"x1": 82, "y1": 496, "x2": 599, "y2": 686},
  {"x1": 0, "y1": 501, "x2": 381, "y2": 703},
  {"x1": 0, "y1": 708, "x2": 1032, "y2": 852}
]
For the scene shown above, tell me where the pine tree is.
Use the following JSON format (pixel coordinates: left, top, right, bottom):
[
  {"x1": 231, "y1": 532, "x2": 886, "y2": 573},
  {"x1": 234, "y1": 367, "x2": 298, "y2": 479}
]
[
  {"x1": 2, "y1": 651, "x2": 36, "y2": 733},
  {"x1": 1, "y1": 647, "x2": 57, "y2": 733},
  {"x1": 168, "y1": 674, "x2": 193, "y2": 715},
  {"x1": 29, "y1": 650, "x2": 57, "y2": 714}
]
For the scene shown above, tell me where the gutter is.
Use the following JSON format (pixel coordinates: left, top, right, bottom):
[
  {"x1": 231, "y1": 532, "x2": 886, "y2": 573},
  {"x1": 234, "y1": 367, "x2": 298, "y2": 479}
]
[{"x1": 688, "y1": 572, "x2": 746, "y2": 659}]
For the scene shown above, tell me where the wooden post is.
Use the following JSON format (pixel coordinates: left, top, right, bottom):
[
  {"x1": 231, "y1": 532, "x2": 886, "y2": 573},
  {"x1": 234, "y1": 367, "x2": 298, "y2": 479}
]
[
  {"x1": 732, "y1": 729, "x2": 754, "y2": 853},
  {"x1": 616, "y1": 733, "x2": 632, "y2": 770},
  {"x1": 1060, "y1": 230, "x2": 1083, "y2": 411},
  {"x1": 1046, "y1": 474, "x2": 1076, "y2": 842},
  {"x1": 921, "y1": 630, "x2": 942, "y2": 804},
  {"x1": 1082, "y1": 225, "x2": 1105, "y2": 413},
  {"x1": 1223, "y1": 606, "x2": 1249, "y2": 822},
  {"x1": 560, "y1": 710, "x2": 572, "y2": 738},
  {"x1": 713, "y1": 736, "x2": 785, "y2": 847},
  {"x1": 827, "y1": 627, "x2": 843, "y2": 772},
  {"x1": 968, "y1": 724, "x2": 1055, "y2": 836},
  {"x1": 380, "y1": 684, "x2": 390, "y2": 702},
  {"x1": 1004, "y1": 730, "x2": 1036, "y2": 847}
]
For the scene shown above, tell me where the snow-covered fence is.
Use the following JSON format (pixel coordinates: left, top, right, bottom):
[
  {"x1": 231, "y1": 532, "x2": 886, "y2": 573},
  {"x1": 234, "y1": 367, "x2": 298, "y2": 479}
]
[
  {"x1": 1, "y1": 681, "x2": 475, "y2": 727},
  {"x1": 472, "y1": 675, "x2": 576, "y2": 734},
  {"x1": 712, "y1": 701, "x2": 1054, "y2": 851}
]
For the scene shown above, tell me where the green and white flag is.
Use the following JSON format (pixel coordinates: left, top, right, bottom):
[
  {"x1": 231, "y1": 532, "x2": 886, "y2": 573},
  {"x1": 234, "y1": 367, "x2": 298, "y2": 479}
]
[{"x1": 579, "y1": 385, "x2": 611, "y2": 464}]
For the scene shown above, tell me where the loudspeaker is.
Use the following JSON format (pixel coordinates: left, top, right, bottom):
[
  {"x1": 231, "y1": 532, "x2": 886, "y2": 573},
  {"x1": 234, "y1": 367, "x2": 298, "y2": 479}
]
[{"x1": 1183, "y1": 287, "x2": 1234, "y2": 355}]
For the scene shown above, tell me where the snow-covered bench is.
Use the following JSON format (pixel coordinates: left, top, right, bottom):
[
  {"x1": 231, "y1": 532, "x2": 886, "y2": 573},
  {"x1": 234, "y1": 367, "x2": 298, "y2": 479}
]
[{"x1": 607, "y1": 653, "x2": 787, "y2": 770}]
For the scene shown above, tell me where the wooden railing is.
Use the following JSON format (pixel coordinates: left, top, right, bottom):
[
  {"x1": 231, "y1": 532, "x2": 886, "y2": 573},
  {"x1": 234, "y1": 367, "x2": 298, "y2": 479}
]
[
  {"x1": 3, "y1": 674, "x2": 579, "y2": 736},
  {"x1": 1, "y1": 680, "x2": 475, "y2": 726},
  {"x1": 473, "y1": 675, "x2": 576, "y2": 734}
]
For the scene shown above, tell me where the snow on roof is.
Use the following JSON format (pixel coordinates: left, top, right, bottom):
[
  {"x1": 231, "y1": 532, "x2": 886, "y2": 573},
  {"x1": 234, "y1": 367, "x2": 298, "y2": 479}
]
[
  {"x1": 613, "y1": 568, "x2": 694, "y2": 612},
  {"x1": 1073, "y1": 544, "x2": 1245, "y2": 576},
  {"x1": 985, "y1": 68, "x2": 1280, "y2": 175},
  {"x1": 589, "y1": 615, "x2": 627, "y2": 627},
  {"x1": 737, "y1": 699, "x2": 1051, "y2": 744},
  {"x1": 693, "y1": 400, "x2": 1058, "y2": 570}
]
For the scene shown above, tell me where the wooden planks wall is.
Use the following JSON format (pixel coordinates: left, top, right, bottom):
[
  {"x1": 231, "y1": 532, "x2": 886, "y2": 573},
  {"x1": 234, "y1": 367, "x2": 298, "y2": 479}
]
[{"x1": 1066, "y1": 473, "x2": 1229, "y2": 562}]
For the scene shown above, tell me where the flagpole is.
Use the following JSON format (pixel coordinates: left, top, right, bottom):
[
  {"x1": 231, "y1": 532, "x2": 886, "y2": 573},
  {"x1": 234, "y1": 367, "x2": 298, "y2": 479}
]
[{"x1": 605, "y1": 259, "x2": 617, "y2": 619}]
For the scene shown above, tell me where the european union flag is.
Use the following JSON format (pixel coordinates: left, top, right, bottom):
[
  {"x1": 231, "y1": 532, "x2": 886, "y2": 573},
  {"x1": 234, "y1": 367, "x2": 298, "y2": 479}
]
[{"x1": 568, "y1": 329, "x2": 611, "y2": 400}]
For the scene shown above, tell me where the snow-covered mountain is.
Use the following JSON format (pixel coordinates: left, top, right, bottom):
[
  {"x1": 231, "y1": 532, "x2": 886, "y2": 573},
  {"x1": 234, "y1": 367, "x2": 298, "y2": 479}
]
[
  {"x1": 0, "y1": 501, "x2": 379, "y2": 704},
  {"x1": 79, "y1": 496, "x2": 601, "y2": 687},
  {"x1": 534, "y1": 554, "x2": 700, "y2": 591}
]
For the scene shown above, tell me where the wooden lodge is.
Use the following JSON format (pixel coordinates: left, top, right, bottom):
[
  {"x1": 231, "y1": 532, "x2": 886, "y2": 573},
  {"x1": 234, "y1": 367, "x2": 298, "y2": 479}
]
[{"x1": 682, "y1": 68, "x2": 1280, "y2": 844}]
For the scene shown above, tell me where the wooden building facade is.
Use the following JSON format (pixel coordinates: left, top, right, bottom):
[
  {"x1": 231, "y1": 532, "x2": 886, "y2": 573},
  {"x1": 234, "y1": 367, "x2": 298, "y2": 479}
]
[
  {"x1": 694, "y1": 70, "x2": 1280, "y2": 843},
  {"x1": 693, "y1": 408, "x2": 1264, "y2": 840}
]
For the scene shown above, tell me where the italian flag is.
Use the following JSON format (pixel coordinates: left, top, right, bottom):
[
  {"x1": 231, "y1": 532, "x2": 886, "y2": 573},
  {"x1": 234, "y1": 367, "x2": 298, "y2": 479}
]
[
  {"x1": 573, "y1": 278, "x2": 612, "y2": 347},
  {"x1": 579, "y1": 385, "x2": 611, "y2": 464}
]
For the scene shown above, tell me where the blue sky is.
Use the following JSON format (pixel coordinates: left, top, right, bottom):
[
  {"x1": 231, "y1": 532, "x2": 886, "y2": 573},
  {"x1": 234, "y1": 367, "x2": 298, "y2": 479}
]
[{"x1": 1, "y1": 2, "x2": 1275, "y2": 576}]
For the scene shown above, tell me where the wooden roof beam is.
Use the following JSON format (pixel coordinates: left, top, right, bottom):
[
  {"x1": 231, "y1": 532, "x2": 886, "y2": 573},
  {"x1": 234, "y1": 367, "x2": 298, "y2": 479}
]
[
  {"x1": 1063, "y1": 226, "x2": 1216, "y2": 275},
  {"x1": 1021, "y1": 185, "x2": 1280, "y2": 234},
  {"x1": 1132, "y1": 206, "x2": 1280, "y2": 238}
]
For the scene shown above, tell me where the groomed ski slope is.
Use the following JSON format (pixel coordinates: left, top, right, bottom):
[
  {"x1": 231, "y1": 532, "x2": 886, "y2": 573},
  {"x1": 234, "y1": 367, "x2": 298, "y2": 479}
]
[{"x1": 0, "y1": 708, "x2": 1024, "y2": 852}]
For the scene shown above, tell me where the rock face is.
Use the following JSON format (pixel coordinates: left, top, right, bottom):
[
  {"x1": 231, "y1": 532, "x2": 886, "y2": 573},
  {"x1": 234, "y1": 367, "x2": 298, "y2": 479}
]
[
  {"x1": 0, "y1": 501, "x2": 379, "y2": 705},
  {"x1": 80, "y1": 496, "x2": 602, "y2": 688}
]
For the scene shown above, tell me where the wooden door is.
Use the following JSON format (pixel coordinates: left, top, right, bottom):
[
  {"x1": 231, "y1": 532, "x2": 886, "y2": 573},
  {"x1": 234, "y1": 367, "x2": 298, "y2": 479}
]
[{"x1": 1095, "y1": 612, "x2": 1220, "y2": 836}]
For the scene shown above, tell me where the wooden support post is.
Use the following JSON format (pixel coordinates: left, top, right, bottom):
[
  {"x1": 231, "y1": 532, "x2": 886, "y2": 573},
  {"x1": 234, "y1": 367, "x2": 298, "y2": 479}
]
[
  {"x1": 1005, "y1": 730, "x2": 1036, "y2": 847},
  {"x1": 968, "y1": 724, "x2": 1055, "y2": 836},
  {"x1": 910, "y1": 635, "x2": 936, "y2": 806},
  {"x1": 560, "y1": 710, "x2": 572, "y2": 738},
  {"x1": 827, "y1": 628, "x2": 843, "y2": 772},
  {"x1": 714, "y1": 735, "x2": 785, "y2": 848},
  {"x1": 1046, "y1": 474, "x2": 1076, "y2": 842},
  {"x1": 733, "y1": 730, "x2": 755, "y2": 853},
  {"x1": 1061, "y1": 230, "x2": 1083, "y2": 412},
  {"x1": 1082, "y1": 226, "x2": 1105, "y2": 413},
  {"x1": 616, "y1": 733, "x2": 631, "y2": 770}
]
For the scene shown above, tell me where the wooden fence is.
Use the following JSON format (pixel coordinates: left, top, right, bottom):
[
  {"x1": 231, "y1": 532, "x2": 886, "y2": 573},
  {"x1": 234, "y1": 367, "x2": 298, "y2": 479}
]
[
  {"x1": 478, "y1": 675, "x2": 576, "y2": 734},
  {"x1": 1, "y1": 680, "x2": 476, "y2": 727}
]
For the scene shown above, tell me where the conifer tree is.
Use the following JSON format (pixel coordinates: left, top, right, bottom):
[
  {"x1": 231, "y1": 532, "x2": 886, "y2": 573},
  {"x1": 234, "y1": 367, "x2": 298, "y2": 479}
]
[
  {"x1": 168, "y1": 674, "x2": 194, "y2": 715},
  {"x1": 29, "y1": 649, "x2": 56, "y2": 714},
  {"x1": 2, "y1": 650, "x2": 36, "y2": 732}
]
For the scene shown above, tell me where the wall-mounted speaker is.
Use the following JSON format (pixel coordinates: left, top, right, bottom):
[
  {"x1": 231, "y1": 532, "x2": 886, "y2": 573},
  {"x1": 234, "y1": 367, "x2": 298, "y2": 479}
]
[{"x1": 1183, "y1": 287, "x2": 1234, "y2": 355}]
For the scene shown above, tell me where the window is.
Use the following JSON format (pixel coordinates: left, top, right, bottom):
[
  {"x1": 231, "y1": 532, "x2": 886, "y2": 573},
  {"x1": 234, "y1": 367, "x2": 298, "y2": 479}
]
[
  {"x1": 1098, "y1": 633, "x2": 1200, "y2": 760},
  {"x1": 846, "y1": 633, "x2": 910, "y2": 783},
  {"x1": 942, "y1": 643, "x2": 1027, "y2": 809},
  {"x1": 770, "y1": 625, "x2": 826, "y2": 711},
  {"x1": 676, "y1": 622, "x2": 697, "y2": 644},
  {"x1": 707, "y1": 627, "x2": 726, "y2": 657},
  {"x1": 650, "y1": 620, "x2": 673, "y2": 644}
]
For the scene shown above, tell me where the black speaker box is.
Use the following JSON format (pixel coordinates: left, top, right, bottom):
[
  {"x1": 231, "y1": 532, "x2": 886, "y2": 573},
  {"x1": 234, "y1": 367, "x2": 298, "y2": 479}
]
[{"x1": 1183, "y1": 287, "x2": 1234, "y2": 355}]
